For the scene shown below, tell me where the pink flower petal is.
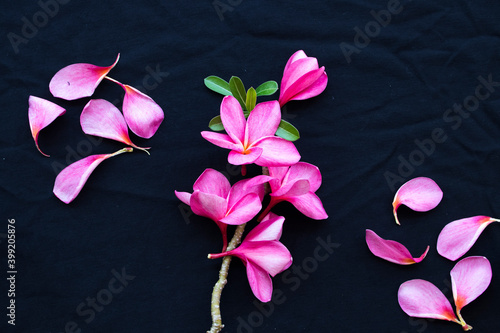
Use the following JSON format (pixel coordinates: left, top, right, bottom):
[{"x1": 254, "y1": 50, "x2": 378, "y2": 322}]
[
  {"x1": 190, "y1": 191, "x2": 228, "y2": 222},
  {"x1": 290, "y1": 71, "x2": 328, "y2": 101},
  {"x1": 253, "y1": 136, "x2": 301, "y2": 167},
  {"x1": 287, "y1": 192, "x2": 328, "y2": 220},
  {"x1": 236, "y1": 241, "x2": 293, "y2": 276},
  {"x1": 286, "y1": 162, "x2": 323, "y2": 192},
  {"x1": 393, "y1": 177, "x2": 443, "y2": 225},
  {"x1": 49, "y1": 54, "x2": 120, "y2": 100},
  {"x1": 220, "y1": 95, "x2": 245, "y2": 145},
  {"x1": 437, "y1": 216, "x2": 499, "y2": 261},
  {"x1": 228, "y1": 177, "x2": 267, "y2": 205},
  {"x1": 398, "y1": 279, "x2": 460, "y2": 323},
  {"x1": 80, "y1": 99, "x2": 149, "y2": 153},
  {"x1": 220, "y1": 193, "x2": 262, "y2": 225},
  {"x1": 245, "y1": 100, "x2": 281, "y2": 144},
  {"x1": 192, "y1": 168, "x2": 231, "y2": 199},
  {"x1": 282, "y1": 50, "x2": 308, "y2": 77},
  {"x1": 228, "y1": 147, "x2": 263, "y2": 165},
  {"x1": 271, "y1": 179, "x2": 310, "y2": 198},
  {"x1": 365, "y1": 229, "x2": 429, "y2": 265},
  {"x1": 451, "y1": 256, "x2": 492, "y2": 312},
  {"x1": 245, "y1": 260, "x2": 273, "y2": 302},
  {"x1": 174, "y1": 191, "x2": 191, "y2": 206},
  {"x1": 245, "y1": 215, "x2": 285, "y2": 242},
  {"x1": 279, "y1": 67, "x2": 327, "y2": 106},
  {"x1": 28, "y1": 96, "x2": 66, "y2": 157},
  {"x1": 53, "y1": 147, "x2": 132, "y2": 204},
  {"x1": 201, "y1": 131, "x2": 241, "y2": 151},
  {"x1": 280, "y1": 57, "x2": 319, "y2": 93}
]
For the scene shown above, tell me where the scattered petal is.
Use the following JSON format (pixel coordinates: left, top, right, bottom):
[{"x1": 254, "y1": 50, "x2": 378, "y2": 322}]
[
  {"x1": 53, "y1": 147, "x2": 133, "y2": 204},
  {"x1": 393, "y1": 177, "x2": 443, "y2": 225},
  {"x1": 49, "y1": 54, "x2": 120, "y2": 100},
  {"x1": 365, "y1": 229, "x2": 429, "y2": 265},
  {"x1": 80, "y1": 99, "x2": 150, "y2": 154},
  {"x1": 437, "y1": 216, "x2": 499, "y2": 261},
  {"x1": 28, "y1": 96, "x2": 66, "y2": 157}
]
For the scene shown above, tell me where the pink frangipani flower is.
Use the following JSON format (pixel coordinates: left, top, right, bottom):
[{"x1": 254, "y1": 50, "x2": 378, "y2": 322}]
[
  {"x1": 248, "y1": 162, "x2": 327, "y2": 221},
  {"x1": 53, "y1": 147, "x2": 133, "y2": 204},
  {"x1": 365, "y1": 229, "x2": 429, "y2": 265},
  {"x1": 104, "y1": 77, "x2": 164, "y2": 139},
  {"x1": 49, "y1": 54, "x2": 120, "y2": 100},
  {"x1": 278, "y1": 50, "x2": 328, "y2": 107},
  {"x1": 28, "y1": 96, "x2": 66, "y2": 157},
  {"x1": 201, "y1": 96, "x2": 300, "y2": 173},
  {"x1": 208, "y1": 214, "x2": 292, "y2": 302},
  {"x1": 398, "y1": 256, "x2": 492, "y2": 331},
  {"x1": 392, "y1": 177, "x2": 443, "y2": 225},
  {"x1": 81, "y1": 99, "x2": 150, "y2": 154},
  {"x1": 175, "y1": 169, "x2": 265, "y2": 251},
  {"x1": 437, "y1": 216, "x2": 499, "y2": 261}
]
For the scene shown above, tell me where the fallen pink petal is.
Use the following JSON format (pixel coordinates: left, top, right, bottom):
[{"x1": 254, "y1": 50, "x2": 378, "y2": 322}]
[
  {"x1": 53, "y1": 147, "x2": 133, "y2": 204},
  {"x1": 398, "y1": 279, "x2": 462, "y2": 327},
  {"x1": 450, "y1": 256, "x2": 492, "y2": 330},
  {"x1": 28, "y1": 95, "x2": 66, "y2": 157},
  {"x1": 49, "y1": 54, "x2": 120, "y2": 100},
  {"x1": 208, "y1": 215, "x2": 292, "y2": 302},
  {"x1": 81, "y1": 99, "x2": 150, "y2": 154},
  {"x1": 105, "y1": 77, "x2": 164, "y2": 139},
  {"x1": 278, "y1": 50, "x2": 328, "y2": 107},
  {"x1": 201, "y1": 96, "x2": 301, "y2": 168},
  {"x1": 365, "y1": 229, "x2": 429, "y2": 265},
  {"x1": 437, "y1": 216, "x2": 499, "y2": 261},
  {"x1": 392, "y1": 177, "x2": 443, "y2": 225}
]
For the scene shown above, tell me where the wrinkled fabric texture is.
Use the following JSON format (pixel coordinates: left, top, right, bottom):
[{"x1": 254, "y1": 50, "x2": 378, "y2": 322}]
[{"x1": 2, "y1": 0, "x2": 500, "y2": 332}]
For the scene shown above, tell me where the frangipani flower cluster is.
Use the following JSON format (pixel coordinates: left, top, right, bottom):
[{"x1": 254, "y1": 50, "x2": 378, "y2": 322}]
[
  {"x1": 175, "y1": 50, "x2": 328, "y2": 332},
  {"x1": 28, "y1": 55, "x2": 164, "y2": 203},
  {"x1": 366, "y1": 177, "x2": 495, "y2": 330}
]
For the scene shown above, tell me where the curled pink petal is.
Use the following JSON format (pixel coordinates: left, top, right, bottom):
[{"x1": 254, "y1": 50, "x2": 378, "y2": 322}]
[
  {"x1": 398, "y1": 279, "x2": 460, "y2": 324},
  {"x1": 28, "y1": 96, "x2": 66, "y2": 157},
  {"x1": 80, "y1": 99, "x2": 149, "y2": 154},
  {"x1": 451, "y1": 256, "x2": 492, "y2": 312},
  {"x1": 53, "y1": 147, "x2": 133, "y2": 204},
  {"x1": 245, "y1": 261, "x2": 273, "y2": 302},
  {"x1": 437, "y1": 216, "x2": 499, "y2": 261},
  {"x1": 393, "y1": 177, "x2": 443, "y2": 225},
  {"x1": 366, "y1": 229, "x2": 429, "y2": 265},
  {"x1": 49, "y1": 54, "x2": 119, "y2": 100}
]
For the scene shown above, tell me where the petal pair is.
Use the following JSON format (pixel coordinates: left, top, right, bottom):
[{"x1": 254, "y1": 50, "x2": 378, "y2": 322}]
[
  {"x1": 28, "y1": 96, "x2": 66, "y2": 157},
  {"x1": 398, "y1": 256, "x2": 492, "y2": 331},
  {"x1": 393, "y1": 177, "x2": 443, "y2": 225},
  {"x1": 278, "y1": 50, "x2": 328, "y2": 107},
  {"x1": 437, "y1": 216, "x2": 499, "y2": 261},
  {"x1": 201, "y1": 96, "x2": 300, "y2": 168},
  {"x1": 53, "y1": 147, "x2": 133, "y2": 204},
  {"x1": 365, "y1": 229, "x2": 429, "y2": 265},
  {"x1": 208, "y1": 214, "x2": 292, "y2": 302}
]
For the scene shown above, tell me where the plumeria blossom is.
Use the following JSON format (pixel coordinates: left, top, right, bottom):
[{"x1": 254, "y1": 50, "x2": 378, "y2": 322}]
[
  {"x1": 398, "y1": 256, "x2": 492, "y2": 331},
  {"x1": 80, "y1": 99, "x2": 150, "y2": 154},
  {"x1": 201, "y1": 96, "x2": 300, "y2": 174},
  {"x1": 278, "y1": 50, "x2": 328, "y2": 107},
  {"x1": 28, "y1": 96, "x2": 66, "y2": 157},
  {"x1": 104, "y1": 77, "x2": 164, "y2": 139},
  {"x1": 365, "y1": 229, "x2": 429, "y2": 265},
  {"x1": 247, "y1": 162, "x2": 327, "y2": 221},
  {"x1": 437, "y1": 216, "x2": 500, "y2": 261},
  {"x1": 175, "y1": 169, "x2": 266, "y2": 251},
  {"x1": 392, "y1": 177, "x2": 443, "y2": 225},
  {"x1": 53, "y1": 147, "x2": 133, "y2": 204},
  {"x1": 208, "y1": 214, "x2": 292, "y2": 302},
  {"x1": 49, "y1": 54, "x2": 120, "y2": 100}
]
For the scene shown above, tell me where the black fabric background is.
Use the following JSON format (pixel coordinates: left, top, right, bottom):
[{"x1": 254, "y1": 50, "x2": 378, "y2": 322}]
[{"x1": 2, "y1": 1, "x2": 500, "y2": 332}]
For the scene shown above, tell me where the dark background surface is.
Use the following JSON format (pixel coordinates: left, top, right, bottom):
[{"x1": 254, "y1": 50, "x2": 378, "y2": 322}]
[{"x1": 2, "y1": 0, "x2": 500, "y2": 332}]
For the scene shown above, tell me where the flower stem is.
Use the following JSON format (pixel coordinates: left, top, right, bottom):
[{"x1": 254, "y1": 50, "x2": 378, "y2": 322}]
[
  {"x1": 456, "y1": 310, "x2": 472, "y2": 331},
  {"x1": 207, "y1": 223, "x2": 246, "y2": 333}
]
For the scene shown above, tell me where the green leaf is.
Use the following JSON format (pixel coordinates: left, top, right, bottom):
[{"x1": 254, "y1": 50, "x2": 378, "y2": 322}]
[
  {"x1": 275, "y1": 120, "x2": 300, "y2": 141},
  {"x1": 256, "y1": 81, "x2": 278, "y2": 96},
  {"x1": 208, "y1": 115, "x2": 225, "y2": 131},
  {"x1": 229, "y1": 76, "x2": 247, "y2": 110},
  {"x1": 246, "y1": 87, "x2": 257, "y2": 111},
  {"x1": 204, "y1": 76, "x2": 232, "y2": 96}
]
